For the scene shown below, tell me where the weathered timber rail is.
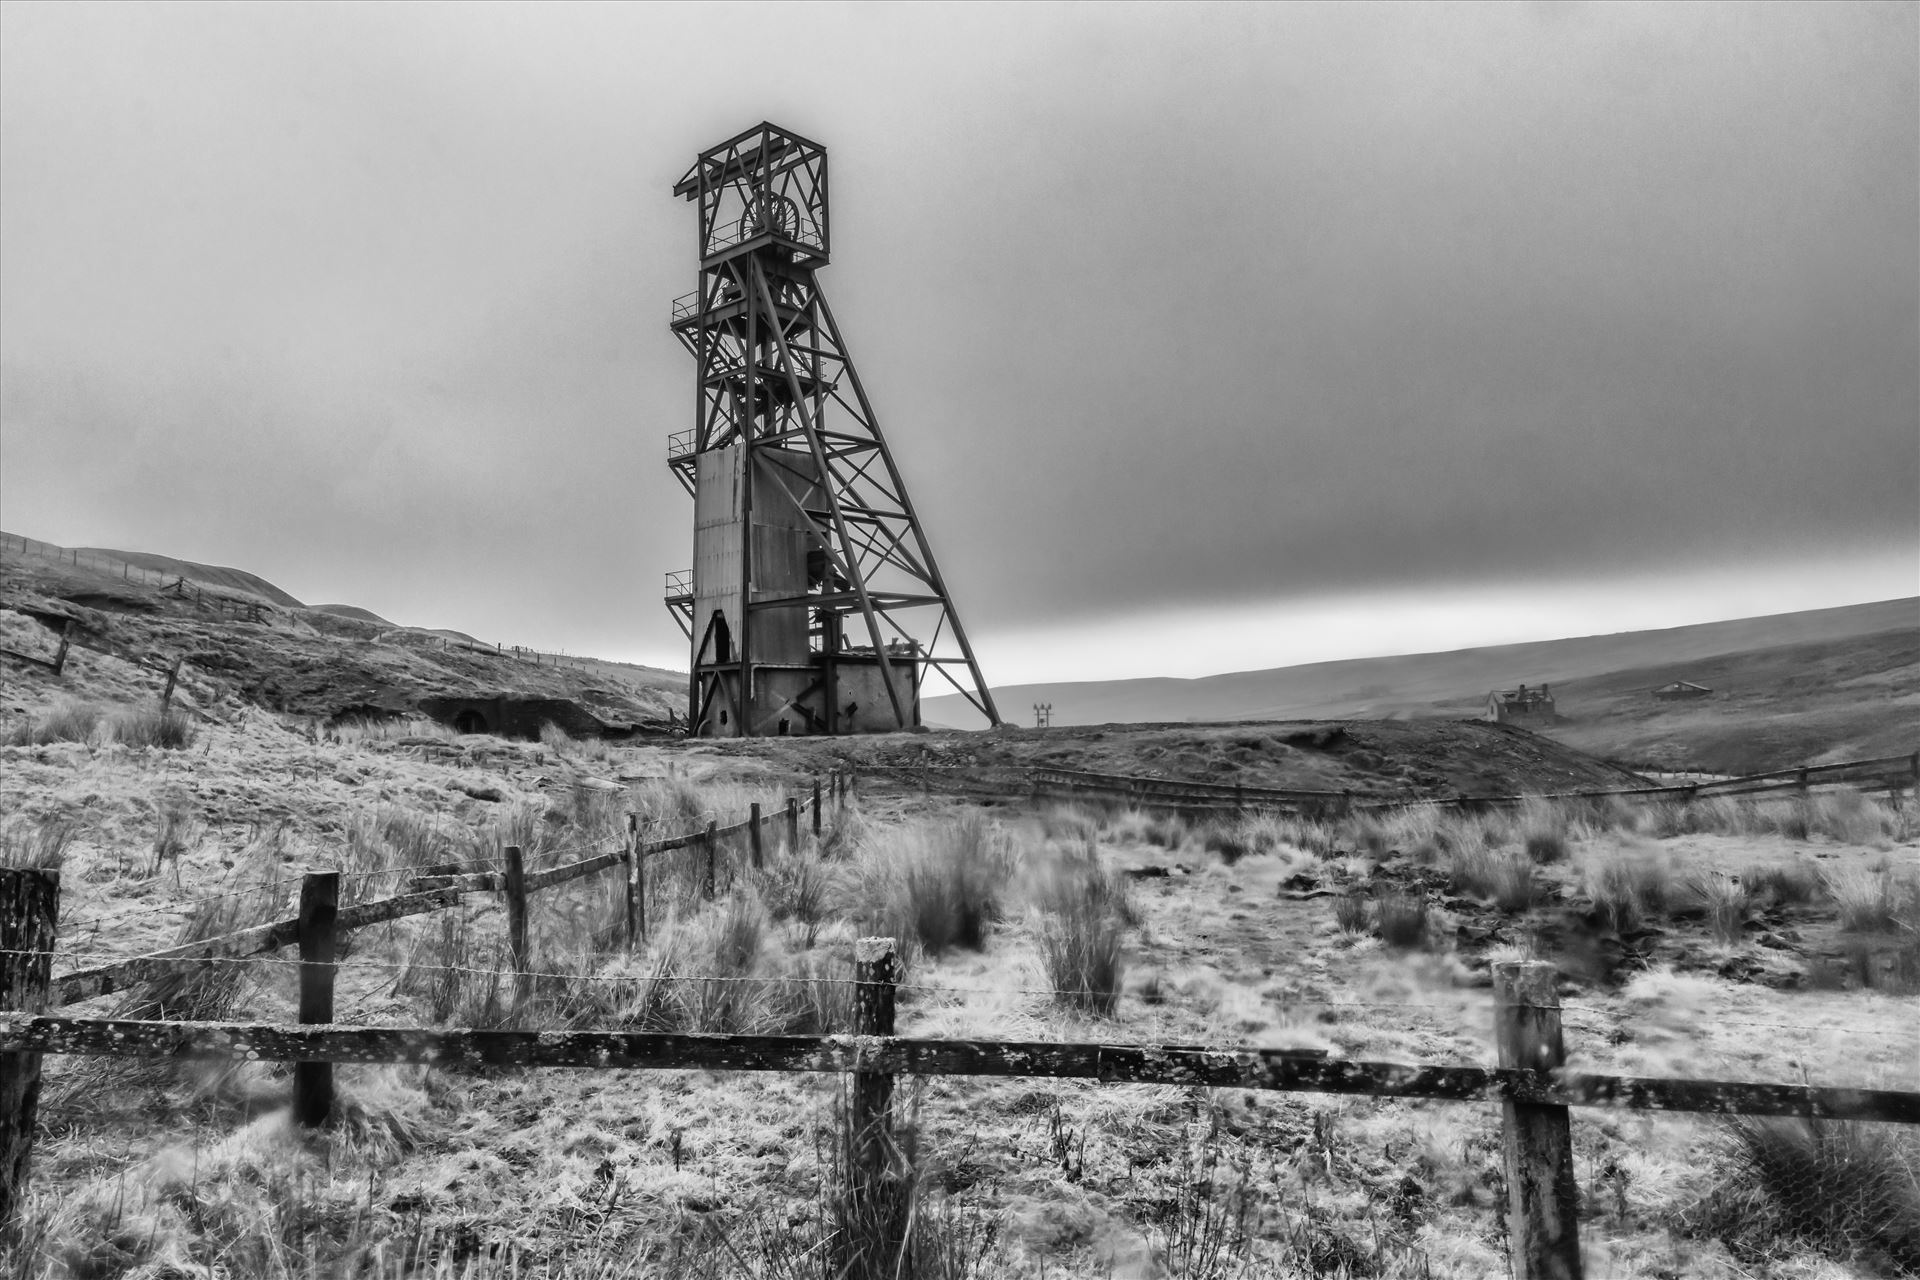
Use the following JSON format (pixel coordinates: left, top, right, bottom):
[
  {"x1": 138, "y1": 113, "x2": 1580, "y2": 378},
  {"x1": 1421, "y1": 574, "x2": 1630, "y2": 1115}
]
[
  {"x1": 5, "y1": 847, "x2": 1918, "y2": 1280},
  {"x1": 3, "y1": 1016, "x2": 1915, "y2": 1124}
]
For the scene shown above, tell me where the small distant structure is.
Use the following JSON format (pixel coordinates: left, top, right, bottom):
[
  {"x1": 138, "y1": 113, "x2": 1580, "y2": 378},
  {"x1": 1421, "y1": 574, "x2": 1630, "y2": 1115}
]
[
  {"x1": 1653, "y1": 680, "x2": 1713, "y2": 702},
  {"x1": 1486, "y1": 682, "x2": 1557, "y2": 725},
  {"x1": 1033, "y1": 702, "x2": 1053, "y2": 729}
]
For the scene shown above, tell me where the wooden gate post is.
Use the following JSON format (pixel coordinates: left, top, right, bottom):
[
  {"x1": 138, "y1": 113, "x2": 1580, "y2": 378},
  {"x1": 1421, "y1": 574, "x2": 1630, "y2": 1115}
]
[
  {"x1": 702, "y1": 821, "x2": 719, "y2": 901},
  {"x1": 787, "y1": 797, "x2": 800, "y2": 853},
  {"x1": 1494, "y1": 961, "x2": 1581, "y2": 1280},
  {"x1": 504, "y1": 846, "x2": 529, "y2": 1007},
  {"x1": 159, "y1": 656, "x2": 183, "y2": 712},
  {"x1": 624, "y1": 814, "x2": 641, "y2": 952},
  {"x1": 50, "y1": 624, "x2": 70, "y2": 678},
  {"x1": 812, "y1": 781, "x2": 823, "y2": 837},
  {"x1": 849, "y1": 937, "x2": 899, "y2": 1207},
  {"x1": 1, "y1": 868, "x2": 58, "y2": 1235},
  {"x1": 294, "y1": 872, "x2": 339, "y2": 1127},
  {"x1": 749, "y1": 803, "x2": 763, "y2": 872}
]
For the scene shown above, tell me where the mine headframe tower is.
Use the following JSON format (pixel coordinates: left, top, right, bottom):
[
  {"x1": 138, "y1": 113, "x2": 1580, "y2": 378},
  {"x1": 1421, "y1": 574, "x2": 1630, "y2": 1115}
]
[{"x1": 663, "y1": 123, "x2": 1001, "y2": 737}]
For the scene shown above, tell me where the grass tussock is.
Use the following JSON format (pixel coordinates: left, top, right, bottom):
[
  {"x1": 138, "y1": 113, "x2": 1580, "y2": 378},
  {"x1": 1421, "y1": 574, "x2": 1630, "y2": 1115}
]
[
  {"x1": 1825, "y1": 864, "x2": 1920, "y2": 933},
  {"x1": 1448, "y1": 844, "x2": 1537, "y2": 913},
  {"x1": 1373, "y1": 892, "x2": 1430, "y2": 949},
  {"x1": 1583, "y1": 847, "x2": 1673, "y2": 934},
  {"x1": 1334, "y1": 892, "x2": 1369, "y2": 934},
  {"x1": 0, "y1": 815, "x2": 75, "y2": 870},
  {"x1": 1683, "y1": 872, "x2": 1753, "y2": 946},
  {"x1": 1199, "y1": 822, "x2": 1254, "y2": 865},
  {"x1": 106, "y1": 704, "x2": 197, "y2": 749},
  {"x1": 539, "y1": 719, "x2": 612, "y2": 763},
  {"x1": 703, "y1": 1085, "x2": 1004, "y2": 1280},
  {"x1": 1040, "y1": 804, "x2": 1101, "y2": 843},
  {"x1": 848, "y1": 814, "x2": 1012, "y2": 957},
  {"x1": 1683, "y1": 1117, "x2": 1920, "y2": 1274},
  {"x1": 1142, "y1": 811, "x2": 1188, "y2": 850},
  {"x1": 1032, "y1": 847, "x2": 1133, "y2": 1016},
  {"x1": 1747, "y1": 860, "x2": 1824, "y2": 908},
  {"x1": 150, "y1": 796, "x2": 201, "y2": 878},
  {"x1": 326, "y1": 712, "x2": 458, "y2": 743},
  {"x1": 760, "y1": 843, "x2": 832, "y2": 947},
  {"x1": 3, "y1": 697, "x2": 102, "y2": 746}
]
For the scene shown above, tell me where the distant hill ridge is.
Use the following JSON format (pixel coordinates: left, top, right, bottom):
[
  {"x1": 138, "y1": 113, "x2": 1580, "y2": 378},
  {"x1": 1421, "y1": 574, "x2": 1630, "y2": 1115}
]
[
  {"x1": 4, "y1": 531, "x2": 628, "y2": 670},
  {"x1": 929, "y1": 597, "x2": 1917, "y2": 727},
  {"x1": 77, "y1": 546, "x2": 306, "y2": 608}
]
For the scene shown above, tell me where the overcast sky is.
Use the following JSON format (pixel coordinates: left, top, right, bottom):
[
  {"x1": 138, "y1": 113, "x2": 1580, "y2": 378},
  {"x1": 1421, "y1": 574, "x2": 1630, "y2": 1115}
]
[{"x1": 3, "y1": 1, "x2": 1914, "y2": 685}]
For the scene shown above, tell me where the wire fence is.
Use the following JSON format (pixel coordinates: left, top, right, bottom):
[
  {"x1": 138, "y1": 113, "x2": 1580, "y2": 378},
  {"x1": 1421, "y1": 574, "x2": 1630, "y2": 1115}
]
[{"x1": 4, "y1": 766, "x2": 1918, "y2": 1276}]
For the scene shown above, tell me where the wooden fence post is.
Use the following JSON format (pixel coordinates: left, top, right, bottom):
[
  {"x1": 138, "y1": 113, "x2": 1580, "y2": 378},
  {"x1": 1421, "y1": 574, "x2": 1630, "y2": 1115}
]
[
  {"x1": 703, "y1": 821, "x2": 719, "y2": 900},
  {"x1": 1, "y1": 867, "x2": 58, "y2": 1235},
  {"x1": 787, "y1": 797, "x2": 799, "y2": 852},
  {"x1": 50, "y1": 625, "x2": 70, "y2": 678},
  {"x1": 159, "y1": 656, "x2": 183, "y2": 712},
  {"x1": 749, "y1": 803, "x2": 764, "y2": 872},
  {"x1": 625, "y1": 814, "x2": 642, "y2": 952},
  {"x1": 294, "y1": 872, "x2": 338, "y2": 1127},
  {"x1": 1796, "y1": 768, "x2": 1810, "y2": 795},
  {"x1": 504, "y1": 846, "x2": 529, "y2": 1007},
  {"x1": 813, "y1": 780, "x2": 823, "y2": 837},
  {"x1": 1494, "y1": 961, "x2": 1582, "y2": 1280},
  {"x1": 849, "y1": 936, "x2": 899, "y2": 1215}
]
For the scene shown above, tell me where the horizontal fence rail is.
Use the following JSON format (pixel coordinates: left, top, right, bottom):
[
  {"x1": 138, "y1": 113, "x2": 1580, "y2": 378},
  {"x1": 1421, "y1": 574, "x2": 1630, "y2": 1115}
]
[
  {"x1": 3, "y1": 1017, "x2": 1915, "y2": 1124},
  {"x1": 2, "y1": 746, "x2": 1915, "y2": 1280}
]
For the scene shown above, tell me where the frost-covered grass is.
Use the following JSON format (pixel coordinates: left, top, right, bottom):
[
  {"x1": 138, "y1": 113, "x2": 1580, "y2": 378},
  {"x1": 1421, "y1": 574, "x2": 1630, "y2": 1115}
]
[{"x1": 8, "y1": 721, "x2": 1918, "y2": 1280}]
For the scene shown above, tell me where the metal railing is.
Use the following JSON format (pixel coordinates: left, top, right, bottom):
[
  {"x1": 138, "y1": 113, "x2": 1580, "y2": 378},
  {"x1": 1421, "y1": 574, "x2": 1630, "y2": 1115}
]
[
  {"x1": 702, "y1": 215, "x2": 825, "y2": 256},
  {"x1": 664, "y1": 569, "x2": 693, "y2": 599},
  {"x1": 666, "y1": 429, "x2": 696, "y2": 461}
]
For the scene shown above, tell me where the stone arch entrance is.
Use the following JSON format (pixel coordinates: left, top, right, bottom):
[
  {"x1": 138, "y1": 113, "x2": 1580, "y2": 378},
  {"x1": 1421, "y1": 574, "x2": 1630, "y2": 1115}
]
[{"x1": 453, "y1": 709, "x2": 489, "y2": 735}]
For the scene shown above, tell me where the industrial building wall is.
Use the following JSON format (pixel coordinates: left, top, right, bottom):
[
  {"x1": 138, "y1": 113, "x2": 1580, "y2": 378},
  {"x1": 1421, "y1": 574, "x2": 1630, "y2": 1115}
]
[
  {"x1": 692, "y1": 446, "x2": 745, "y2": 670},
  {"x1": 747, "y1": 447, "x2": 821, "y2": 664}
]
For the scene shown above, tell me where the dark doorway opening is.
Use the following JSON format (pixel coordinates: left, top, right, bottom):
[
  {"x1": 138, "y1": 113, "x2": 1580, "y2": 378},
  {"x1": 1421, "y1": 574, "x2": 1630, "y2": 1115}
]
[{"x1": 454, "y1": 709, "x2": 488, "y2": 735}]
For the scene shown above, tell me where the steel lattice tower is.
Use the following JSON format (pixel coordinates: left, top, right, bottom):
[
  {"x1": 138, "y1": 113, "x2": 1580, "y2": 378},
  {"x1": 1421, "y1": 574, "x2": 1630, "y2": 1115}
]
[{"x1": 663, "y1": 123, "x2": 1001, "y2": 737}]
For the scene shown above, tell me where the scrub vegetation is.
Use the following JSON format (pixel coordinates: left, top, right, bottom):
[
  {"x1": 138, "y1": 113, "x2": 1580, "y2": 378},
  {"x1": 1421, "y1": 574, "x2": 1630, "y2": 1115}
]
[{"x1": 2, "y1": 699, "x2": 1917, "y2": 1278}]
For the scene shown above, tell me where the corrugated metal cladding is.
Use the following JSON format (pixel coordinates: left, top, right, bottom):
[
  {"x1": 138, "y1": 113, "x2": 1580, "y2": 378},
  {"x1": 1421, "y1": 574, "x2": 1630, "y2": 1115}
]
[
  {"x1": 693, "y1": 446, "x2": 744, "y2": 664},
  {"x1": 748, "y1": 446, "x2": 821, "y2": 664},
  {"x1": 695, "y1": 445, "x2": 826, "y2": 668}
]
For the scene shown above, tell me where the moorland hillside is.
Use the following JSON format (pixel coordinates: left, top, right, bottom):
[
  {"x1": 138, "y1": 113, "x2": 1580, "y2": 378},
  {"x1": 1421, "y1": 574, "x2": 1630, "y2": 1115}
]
[
  {"x1": 934, "y1": 598, "x2": 1916, "y2": 771},
  {"x1": 0, "y1": 532, "x2": 684, "y2": 736}
]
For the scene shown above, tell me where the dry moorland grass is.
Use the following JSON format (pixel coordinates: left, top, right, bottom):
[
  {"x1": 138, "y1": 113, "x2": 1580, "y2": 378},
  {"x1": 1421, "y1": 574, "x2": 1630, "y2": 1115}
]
[{"x1": 3, "y1": 716, "x2": 1918, "y2": 1278}]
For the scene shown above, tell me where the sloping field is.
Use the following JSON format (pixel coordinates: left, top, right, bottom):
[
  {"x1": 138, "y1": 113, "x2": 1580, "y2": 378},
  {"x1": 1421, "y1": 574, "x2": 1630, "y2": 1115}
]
[
  {"x1": 1543, "y1": 626, "x2": 1919, "y2": 774},
  {"x1": 931, "y1": 598, "x2": 1916, "y2": 728}
]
